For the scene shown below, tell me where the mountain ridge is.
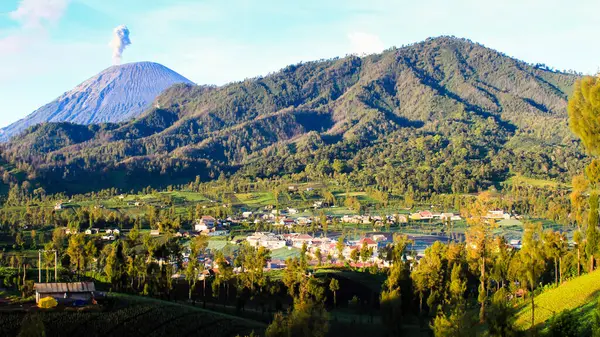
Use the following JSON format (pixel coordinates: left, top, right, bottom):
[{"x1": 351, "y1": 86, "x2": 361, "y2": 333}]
[
  {"x1": 0, "y1": 61, "x2": 193, "y2": 142},
  {"x1": 0, "y1": 36, "x2": 586, "y2": 195}
]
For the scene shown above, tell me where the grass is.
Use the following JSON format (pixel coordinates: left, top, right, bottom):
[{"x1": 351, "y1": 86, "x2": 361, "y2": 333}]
[
  {"x1": 503, "y1": 175, "x2": 568, "y2": 189},
  {"x1": 161, "y1": 191, "x2": 209, "y2": 202},
  {"x1": 270, "y1": 247, "x2": 301, "y2": 260},
  {"x1": 333, "y1": 191, "x2": 380, "y2": 204},
  {"x1": 515, "y1": 270, "x2": 600, "y2": 330},
  {"x1": 207, "y1": 240, "x2": 228, "y2": 251},
  {"x1": 235, "y1": 192, "x2": 276, "y2": 207}
]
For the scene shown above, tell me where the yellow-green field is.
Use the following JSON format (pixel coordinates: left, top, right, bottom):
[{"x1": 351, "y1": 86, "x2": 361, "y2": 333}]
[
  {"x1": 504, "y1": 175, "x2": 569, "y2": 189},
  {"x1": 515, "y1": 270, "x2": 600, "y2": 330},
  {"x1": 234, "y1": 192, "x2": 276, "y2": 207}
]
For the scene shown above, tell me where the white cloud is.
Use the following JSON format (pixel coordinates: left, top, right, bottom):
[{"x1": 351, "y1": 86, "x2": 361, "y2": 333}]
[
  {"x1": 347, "y1": 31, "x2": 384, "y2": 55},
  {"x1": 9, "y1": 0, "x2": 71, "y2": 28},
  {"x1": 0, "y1": 0, "x2": 71, "y2": 55}
]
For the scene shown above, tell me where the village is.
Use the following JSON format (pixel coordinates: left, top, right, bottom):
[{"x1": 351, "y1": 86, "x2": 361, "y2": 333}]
[
  {"x1": 26, "y1": 204, "x2": 529, "y2": 312},
  {"x1": 59, "y1": 205, "x2": 527, "y2": 273}
]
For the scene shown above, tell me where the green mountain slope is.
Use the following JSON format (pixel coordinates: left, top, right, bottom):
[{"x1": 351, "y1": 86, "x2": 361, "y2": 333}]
[{"x1": 0, "y1": 36, "x2": 585, "y2": 194}]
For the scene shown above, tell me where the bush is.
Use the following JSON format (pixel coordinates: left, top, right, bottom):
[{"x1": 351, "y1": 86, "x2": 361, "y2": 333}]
[{"x1": 546, "y1": 310, "x2": 579, "y2": 337}]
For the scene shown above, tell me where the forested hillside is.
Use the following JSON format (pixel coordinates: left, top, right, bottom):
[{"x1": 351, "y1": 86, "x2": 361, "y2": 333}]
[{"x1": 0, "y1": 36, "x2": 585, "y2": 195}]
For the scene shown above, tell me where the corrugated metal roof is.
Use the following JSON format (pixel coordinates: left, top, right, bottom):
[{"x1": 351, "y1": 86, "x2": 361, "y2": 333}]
[{"x1": 34, "y1": 282, "x2": 95, "y2": 293}]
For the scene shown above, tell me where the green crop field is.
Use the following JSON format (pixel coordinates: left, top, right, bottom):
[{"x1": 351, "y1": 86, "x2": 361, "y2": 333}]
[
  {"x1": 515, "y1": 270, "x2": 600, "y2": 330},
  {"x1": 162, "y1": 191, "x2": 209, "y2": 202},
  {"x1": 270, "y1": 247, "x2": 301, "y2": 260},
  {"x1": 0, "y1": 294, "x2": 264, "y2": 337},
  {"x1": 235, "y1": 192, "x2": 276, "y2": 207}
]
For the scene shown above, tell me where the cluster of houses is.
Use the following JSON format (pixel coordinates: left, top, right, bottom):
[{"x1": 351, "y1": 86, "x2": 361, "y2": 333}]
[
  {"x1": 239, "y1": 209, "x2": 464, "y2": 230},
  {"x1": 408, "y1": 211, "x2": 462, "y2": 222},
  {"x1": 245, "y1": 231, "x2": 391, "y2": 265},
  {"x1": 193, "y1": 216, "x2": 230, "y2": 237}
]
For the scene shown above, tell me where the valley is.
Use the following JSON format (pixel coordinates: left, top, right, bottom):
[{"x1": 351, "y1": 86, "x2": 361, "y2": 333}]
[{"x1": 0, "y1": 34, "x2": 597, "y2": 337}]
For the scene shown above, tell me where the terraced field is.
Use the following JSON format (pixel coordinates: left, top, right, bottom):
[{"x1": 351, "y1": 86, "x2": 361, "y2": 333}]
[{"x1": 0, "y1": 294, "x2": 264, "y2": 337}]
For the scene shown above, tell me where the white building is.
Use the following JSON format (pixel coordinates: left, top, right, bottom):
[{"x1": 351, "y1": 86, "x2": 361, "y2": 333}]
[
  {"x1": 246, "y1": 232, "x2": 286, "y2": 249},
  {"x1": 486, "y1": 210, "x2": 510, "y2": 220}
]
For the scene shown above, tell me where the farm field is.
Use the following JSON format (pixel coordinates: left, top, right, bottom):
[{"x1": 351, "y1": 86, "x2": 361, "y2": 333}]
[
  {"x1": 503, "y1": 175, "x2": 569, "y2": 189},
  {"x1": 0, "y1": 294, "x2": 264, "y2": 337},
  {"x1": 234, "y1": 192, "x2": 276, "y2": 208},
  {"x1": 270, "y1": 247, "x2": 301, "y2": 260},
  {"x1": 514, "y1": 270, "x2": 600, "y2": 330}
]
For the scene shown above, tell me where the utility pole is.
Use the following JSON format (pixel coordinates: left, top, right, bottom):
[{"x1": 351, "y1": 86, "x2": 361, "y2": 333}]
[
  {"x1": 38, "y1": 250, "x2": 42, "y2": 283},
  {"x1": 55, "y1": 250, "x2": 58, "y2": 282}
]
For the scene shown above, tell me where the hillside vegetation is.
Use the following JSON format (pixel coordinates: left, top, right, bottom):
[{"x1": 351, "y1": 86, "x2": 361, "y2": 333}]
[
  {"x1": 515, "y1": 270, "x2": 600, "y2": 330},
  {"x1": 0, "y1": 36, "x2": 585, "y2": 195}
]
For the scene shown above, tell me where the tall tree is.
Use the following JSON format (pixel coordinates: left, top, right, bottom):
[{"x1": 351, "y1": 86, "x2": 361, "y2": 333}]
[
  {"x1": 587, "y1": 192, "x2": 600, "y2": 272},
  {"x1": 464, "y1": 193, "x2": 494, "y2": 322},
  {"x1": 568, "y1": 76, "x2": 600, "y2": 155},
  {"x1": 520, "y1": 223, "x2": 546, "y2": 334},
  {"x1": 66, "y1": 234, "x2": 85, "y2": 278},
  {"x1": 185, "y1": 235, "x2": 208, "y2": 300},
  {"x1": 329, "y1": 278, "x2": 339, "y2": 308}
]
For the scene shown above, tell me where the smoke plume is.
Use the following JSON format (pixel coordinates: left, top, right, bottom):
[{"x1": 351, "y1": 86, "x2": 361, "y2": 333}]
[{"x1": 110, "y1": 25, "x2": 131, "y2": 65}]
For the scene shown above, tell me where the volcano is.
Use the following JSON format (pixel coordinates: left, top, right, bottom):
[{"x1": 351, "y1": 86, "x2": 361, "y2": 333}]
[{"x1": 0, "y1": 62, "x2": 193, "y2": 141}]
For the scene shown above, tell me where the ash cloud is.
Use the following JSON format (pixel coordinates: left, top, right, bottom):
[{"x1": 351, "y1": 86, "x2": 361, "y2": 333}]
[{"x1": 110, "y1": 25, "x2": 131, "y2": 65}]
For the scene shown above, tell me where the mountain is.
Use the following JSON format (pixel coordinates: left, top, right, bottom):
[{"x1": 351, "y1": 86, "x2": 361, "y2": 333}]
[
  {"x1": 0, "y1": 37, "x2": 586, "y2": 195},
  {"x1": 0, "y1": 62, "x2": 193, "y2": 142}
]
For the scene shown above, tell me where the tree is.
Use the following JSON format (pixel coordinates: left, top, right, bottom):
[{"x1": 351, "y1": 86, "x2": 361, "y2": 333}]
[
  {"x1": 315, "y1": 248, "x2": 322, "y2": 266},
  {"x1": 568, "y1": 76, "x2": 600, "y2": 155},
  {"x1": 103, "y1": 242, "x2": 123, "y2": 290},
  {"x1": 329, "y1": 278, "x2": 339, "y2": 308},
  {"x1": 570, "y1": 174, "x2": 589, "y2": 230},
  {"x1": 267, "y1": 275, "x2": 329, "y2": 337},
  {"x1": 332, "y1": 159, "x2": 346, "y2": 175},
  {"x1": 547, "y1": 310, "x2": 579, "y2": 337},
  {"x1": 336, "y1": 236, "x2": 345, "y2": 261},
  {"x1": 380, "y1": 244, "x2": 407, "y2": 336},
  {"x1": 520, "y1": 222, "x2": 546, "y2": 333},
  {"x1": 300, "y1": 242, "x2": 308, "y2": 269},
  {"x1": 236, "y1": 243, "x2": 270, "y2": 294},
  {"x1": 380, "y1": 287, "x2": 403, "y2": 336},
  {"x1": 84, "y1": 239, "x2": 98, "y2": 276},
  {"x1": 214, "y1": 251, "x2": 234, "y2": 301},
  {"x1": 543, "y1": 230, "x2": 567, "y2": 284},
  {"x1": 66, "y1": 234, "x2": 85, "y2": 278},
  {"x1": 588, "y1": 192, "x2": 600, "y2": 272},
  {"x1": 447, "y1": 264, "x2": 466, "y2": 308},
  {"x1": 52, "y1": 227, "x2": 65, "y2": 252},
  {"x1": 350, "y1": 248, "x2": 359, "y2": 264},
  {"x1": 411, "y1": 241, "x2": 447, "y2": 314},
  {"x1": 15, "y1": 232, "x2": 24, "y2": 250},
  {"x1": 574, "y1": 230, "x2": 584, "y2": 276},
  {"x1": 360, "y1": 243, "x2": 372, "y2": 263},
  {"x1": 431, "y1": 309, "x2": 475, "y2": 337},
  {"x1": 266, "y1": 300, "x2": 329, "y2": 337},
  {"x1": 185, "y1": 235, "x2": 208, "y2": 300},
  {"x1": 487, "y1": 288, "x2": 518, "y2": 337},
  {"x1": 464, "y1": 193, "x2": 494, "y2": 322}
]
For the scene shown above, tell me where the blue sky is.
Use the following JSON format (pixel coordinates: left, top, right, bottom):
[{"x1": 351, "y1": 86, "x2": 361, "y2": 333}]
[{"x1": 1, "y1": 0, "x2": 599, "y2": 128}]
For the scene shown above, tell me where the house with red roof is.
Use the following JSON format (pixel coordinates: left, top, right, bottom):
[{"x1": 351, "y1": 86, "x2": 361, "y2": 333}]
[{"x1": 359, "y1": 238, "x2": 378, "y2": 251}]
